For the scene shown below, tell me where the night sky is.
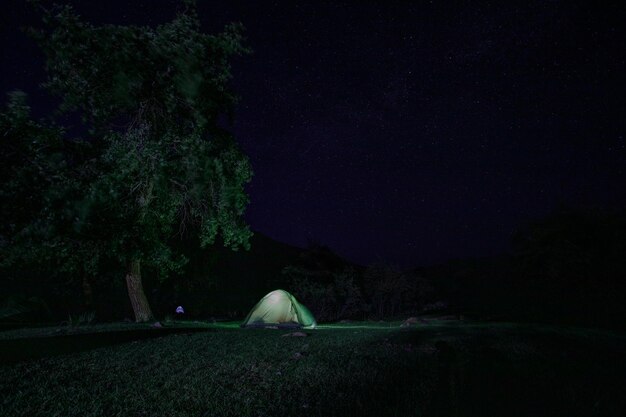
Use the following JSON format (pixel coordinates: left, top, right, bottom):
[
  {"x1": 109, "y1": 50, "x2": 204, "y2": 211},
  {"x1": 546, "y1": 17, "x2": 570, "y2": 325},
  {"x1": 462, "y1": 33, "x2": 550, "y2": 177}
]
[{"x1": 2, "y1": 1, "x2": 625, "y2": 267}]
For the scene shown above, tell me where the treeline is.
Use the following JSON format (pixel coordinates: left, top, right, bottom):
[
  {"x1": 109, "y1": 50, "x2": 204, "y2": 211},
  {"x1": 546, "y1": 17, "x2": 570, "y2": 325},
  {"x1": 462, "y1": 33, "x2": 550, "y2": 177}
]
[
  {"x1": 2, "y1": 208, "x2": 625, "y2": 330},
  {"x1": 281, "y1": 246, "x2": 435, "y2": 322},
  {"x1": 283, "y1": 208, "x2": 626, "y2": 330}
]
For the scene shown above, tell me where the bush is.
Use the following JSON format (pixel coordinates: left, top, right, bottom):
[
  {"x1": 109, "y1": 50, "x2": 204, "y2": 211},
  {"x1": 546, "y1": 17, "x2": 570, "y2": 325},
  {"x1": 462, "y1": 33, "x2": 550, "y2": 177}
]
[{"x1": 284, "y1": 266, "x2": 367, "y2": 322}]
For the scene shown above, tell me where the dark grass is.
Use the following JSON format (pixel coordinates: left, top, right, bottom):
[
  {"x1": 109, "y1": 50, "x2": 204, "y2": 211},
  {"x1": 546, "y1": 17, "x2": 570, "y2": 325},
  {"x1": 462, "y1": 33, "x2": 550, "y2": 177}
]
[
  {"x1": 0, "y1": 321, "x2": 215, "y2": 340},
  {"x1": 1, "y1": 321, "x2": 625, "y2": 417},
  {"x1": 0, "y1": 326, "x2": 213, "y2": 364}
]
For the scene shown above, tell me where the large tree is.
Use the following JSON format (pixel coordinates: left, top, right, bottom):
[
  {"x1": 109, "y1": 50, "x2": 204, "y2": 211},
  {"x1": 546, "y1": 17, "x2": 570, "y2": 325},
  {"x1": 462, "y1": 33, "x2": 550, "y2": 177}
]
[{"x1": 0, "y1": 2, "x2": 253, "y2": 321}]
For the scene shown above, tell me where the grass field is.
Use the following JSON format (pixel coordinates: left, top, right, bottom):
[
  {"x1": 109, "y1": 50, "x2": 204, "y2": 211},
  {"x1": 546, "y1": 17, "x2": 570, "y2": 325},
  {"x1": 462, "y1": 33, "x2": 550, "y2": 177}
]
[{"x1": 1, "y1": 320, "x2": 625, "y2": 417}]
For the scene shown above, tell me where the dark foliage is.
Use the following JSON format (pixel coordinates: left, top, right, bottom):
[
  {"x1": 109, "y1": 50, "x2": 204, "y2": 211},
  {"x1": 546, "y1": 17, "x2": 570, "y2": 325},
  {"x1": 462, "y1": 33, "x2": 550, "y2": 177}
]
[
  {"x1": 1, "y1": 2, "x2": 253, "y2": 322},
  {"x1": 415, "y1": 208, "x2": 626, "y2": 329}
]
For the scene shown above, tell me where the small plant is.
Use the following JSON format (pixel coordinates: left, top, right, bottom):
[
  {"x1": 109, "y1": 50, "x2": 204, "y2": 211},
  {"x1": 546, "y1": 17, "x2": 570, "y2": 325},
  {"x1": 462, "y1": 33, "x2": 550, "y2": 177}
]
[{"x1": 66, "y1": 311, "x2": 96, "y2": 327}]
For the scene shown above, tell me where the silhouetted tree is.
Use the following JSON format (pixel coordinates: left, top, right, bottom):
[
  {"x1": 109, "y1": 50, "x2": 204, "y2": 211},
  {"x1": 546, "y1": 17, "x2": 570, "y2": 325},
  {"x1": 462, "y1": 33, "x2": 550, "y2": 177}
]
[
  {"x1": 0, "y1": 2, "x2": 252, "y2": 321},
  {"x1": 511, "y1": 208, "x2": 626, "y2": 327},
  {"x1": 282, "y1": 244, "x2": 366, "y2": 321},
  {"x1": 364, "y1": 264, "x2": 412, "y2": 318}
]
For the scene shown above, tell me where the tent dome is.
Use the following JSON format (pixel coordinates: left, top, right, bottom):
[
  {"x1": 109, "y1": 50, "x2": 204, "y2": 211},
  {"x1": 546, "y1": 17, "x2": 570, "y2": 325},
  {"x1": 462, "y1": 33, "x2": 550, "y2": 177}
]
[{"x1": 241, "y1": 289, "x2": 317, "y2": 329}]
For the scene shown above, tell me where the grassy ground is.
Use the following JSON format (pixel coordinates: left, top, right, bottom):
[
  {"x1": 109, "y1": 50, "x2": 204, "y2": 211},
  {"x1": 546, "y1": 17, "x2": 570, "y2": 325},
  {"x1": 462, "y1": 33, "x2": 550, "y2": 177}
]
[
  {"x1": 0, "y1": 320, "x2": 214, "y2": 340},
  {"x1": 1, "y1": 320, "x2": 625, "y2": 417}
]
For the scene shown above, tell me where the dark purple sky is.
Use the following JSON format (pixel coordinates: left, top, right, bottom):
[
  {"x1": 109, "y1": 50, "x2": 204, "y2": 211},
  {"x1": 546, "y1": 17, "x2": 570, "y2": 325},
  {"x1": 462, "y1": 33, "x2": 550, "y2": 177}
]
[{"x1": 2, "y1": 1, "x2": 625, "y2": 267}]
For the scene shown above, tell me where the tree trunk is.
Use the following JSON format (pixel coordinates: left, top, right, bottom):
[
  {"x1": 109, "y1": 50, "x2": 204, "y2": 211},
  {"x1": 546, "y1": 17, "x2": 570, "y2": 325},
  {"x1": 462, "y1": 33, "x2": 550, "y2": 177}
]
[
  {"x1": 125, "y1": 259, "x2": 153, "y2": 322},
  {"x1": 82, "y1": 274, "x2": 94, "y2": 309}
]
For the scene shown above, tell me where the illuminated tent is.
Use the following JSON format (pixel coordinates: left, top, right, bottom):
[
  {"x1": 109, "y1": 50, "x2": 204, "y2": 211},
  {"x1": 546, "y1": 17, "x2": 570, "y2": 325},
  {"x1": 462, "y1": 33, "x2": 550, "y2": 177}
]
[{"x1": 241, "y1": 289, "x2": 317, "y2": 329}]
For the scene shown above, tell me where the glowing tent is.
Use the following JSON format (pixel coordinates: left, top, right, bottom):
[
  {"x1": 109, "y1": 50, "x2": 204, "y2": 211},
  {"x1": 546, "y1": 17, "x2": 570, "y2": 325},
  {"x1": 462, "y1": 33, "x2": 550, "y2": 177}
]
[{"x1": 241, "y1": 289, "x2": 317, "y2": 329}]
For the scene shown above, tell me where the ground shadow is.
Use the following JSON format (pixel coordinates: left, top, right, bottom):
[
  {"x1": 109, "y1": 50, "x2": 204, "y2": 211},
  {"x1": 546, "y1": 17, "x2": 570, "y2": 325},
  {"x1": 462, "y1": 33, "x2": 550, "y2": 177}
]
[{"x1": 0, "y1": 327, "x2": 213, "y2": 364}]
